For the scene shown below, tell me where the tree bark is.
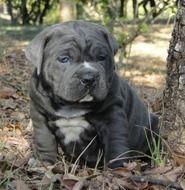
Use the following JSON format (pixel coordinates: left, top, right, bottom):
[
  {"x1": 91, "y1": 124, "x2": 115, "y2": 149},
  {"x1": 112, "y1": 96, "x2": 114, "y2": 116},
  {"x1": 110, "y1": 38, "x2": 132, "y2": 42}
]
[{"x1": 162, "y1": 0, "x2": 185, "y2": 155}]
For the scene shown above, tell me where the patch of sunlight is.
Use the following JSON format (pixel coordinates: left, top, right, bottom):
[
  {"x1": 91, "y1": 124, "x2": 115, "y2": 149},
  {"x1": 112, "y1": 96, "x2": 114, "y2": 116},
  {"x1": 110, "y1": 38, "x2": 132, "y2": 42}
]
[
  {"x1": 153, "y1": 28, "x2": 172, "y2": 40},
  {"x1": 119, "y1": 68, "x2": 165, "y2": 89},
  {"x1": 3, "y1": 26, "x2": 23, "y2": 31},
  {"x1": 133, "y1": 74, "x2": 164, "y2": 89},
  {"x1": 119, "y1": 70, "x2": 143, "y2": 77},
  {"x1": 19, "y1": 41, "x2": 29, "y2": 46},
  {"x1": 0, "y1": 13, "x2": 10, "y2": 20},
  {"x1": 130, "y1": 42, "x2": 168, "y2": 62}
]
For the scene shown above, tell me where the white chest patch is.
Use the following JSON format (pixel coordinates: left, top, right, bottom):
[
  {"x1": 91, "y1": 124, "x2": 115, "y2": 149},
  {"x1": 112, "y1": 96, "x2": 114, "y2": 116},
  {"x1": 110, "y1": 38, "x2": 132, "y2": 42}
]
[{"x1": 55, "y1": 117, "x2": 90, "y2": 144}]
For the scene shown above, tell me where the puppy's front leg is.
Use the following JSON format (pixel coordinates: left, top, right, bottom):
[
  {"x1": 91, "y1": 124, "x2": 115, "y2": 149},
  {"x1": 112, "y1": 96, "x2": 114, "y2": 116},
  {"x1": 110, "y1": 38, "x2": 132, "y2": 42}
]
[
  {"x1": 90, "y1": 109, "x2": 130, "y2": 169},
  {"x1": 105, "y1": 110, "x2": 130, "y2": 168},
  {"x1": 30, "y1": 103, "x2": 57, "y2": 165}
]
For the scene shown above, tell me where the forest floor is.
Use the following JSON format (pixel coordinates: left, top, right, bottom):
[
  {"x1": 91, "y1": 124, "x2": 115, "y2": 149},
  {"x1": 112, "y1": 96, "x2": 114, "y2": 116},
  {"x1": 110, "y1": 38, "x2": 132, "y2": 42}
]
[{"x1": 1, "y1": 24, "x2": 185, "y2": 190}]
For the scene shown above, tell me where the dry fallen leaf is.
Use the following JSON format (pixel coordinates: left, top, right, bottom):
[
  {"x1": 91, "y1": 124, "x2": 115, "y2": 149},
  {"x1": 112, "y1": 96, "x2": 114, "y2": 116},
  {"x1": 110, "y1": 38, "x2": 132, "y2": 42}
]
[
  {"x1": 180, "y1": 180, "x2": 185, "y2": 190},
  {"x1": 162, "y1": 165, "x2": 184, "y2": 182},
  {"x1": 112, "y1": 177, "x2": 138, "y2": 190},
  {"x1": 10, "y1": 111, "x2": 25, "y2": 121},
  {"x1": 0, "y1": 87, "x2": 14, "y2": 99},
  {"x1": 13, "y1": 180, "x2": 31, "y2": 190},
  {"x1": 4, "y1": 136, "x2": 29, "y2": 148},
  {"x1": 62, "y1": 178, "x2": 79, "y2": 190},
  {"x1": 111, "y1": 162, "x2": 139, "y2": 177},
  {"x1": 40, "y1": 175, "x2": 53, "y2": 188},
  {"x1": 72, "y1": 180, "x2": 85, "y2": 190},
  {"x1": 52, "y1": 163, "x2": 65, "y2": 174},
  {"x1": 172, "y1": 152, "x2": 185, "y2": 166},
  {"x1": 143, "y1": 165, "x2": 172, "y2": 175},
  {"x1": 111, "y1": 167, "x2": 132, "y2": 178},
  {"x1": 125, "y1": 161, "x2": 139, "y2": 170},
  {"x1": 13, "y1": 155, "x2": 30, "y2": 168},
  {"x1": 62, "y1": 174, "x2": 87, "y2": 190},
  {"x1": 148, "y1": 185, "x2": 167, "y2": 190}
]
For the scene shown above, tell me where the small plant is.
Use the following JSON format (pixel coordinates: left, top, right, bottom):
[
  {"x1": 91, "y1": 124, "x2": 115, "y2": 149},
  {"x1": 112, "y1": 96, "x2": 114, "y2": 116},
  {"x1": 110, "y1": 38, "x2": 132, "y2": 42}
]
[
  {"x1": 0, "y1": 164, "x2": 14, "y2": 188},
  {"x1": 144, "y1": 127, "x2": 165, "y2": 166},
  {"x1": 108, "y1": 126, "x2": 166, "y2": 167},
  {"x1": 138, "y1": 22, "x2": 149, "y2": 33}
]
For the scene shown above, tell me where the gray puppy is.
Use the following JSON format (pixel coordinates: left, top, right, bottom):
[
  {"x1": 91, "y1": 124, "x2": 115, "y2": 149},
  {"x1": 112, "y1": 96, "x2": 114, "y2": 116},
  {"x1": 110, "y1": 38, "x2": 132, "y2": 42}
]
[{"x1": 26, "y1": 21, "x2": 159, "y2": 168}]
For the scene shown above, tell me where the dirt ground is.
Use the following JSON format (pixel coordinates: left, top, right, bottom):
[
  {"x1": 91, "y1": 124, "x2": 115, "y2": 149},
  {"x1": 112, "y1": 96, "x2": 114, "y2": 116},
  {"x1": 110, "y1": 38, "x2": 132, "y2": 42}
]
[
  {"x1": 123, "y1": 25, "x2": 168, "y2": 89},
  {"x1": 1, "y1": 24, "x2": 185, "y2": 190}
]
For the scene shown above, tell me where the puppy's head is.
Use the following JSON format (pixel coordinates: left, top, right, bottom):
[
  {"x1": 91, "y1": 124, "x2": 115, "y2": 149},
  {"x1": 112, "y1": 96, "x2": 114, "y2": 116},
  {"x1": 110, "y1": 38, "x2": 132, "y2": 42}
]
[{"x1": 26, "y1": 21, "x2": 118, "y2": 102}]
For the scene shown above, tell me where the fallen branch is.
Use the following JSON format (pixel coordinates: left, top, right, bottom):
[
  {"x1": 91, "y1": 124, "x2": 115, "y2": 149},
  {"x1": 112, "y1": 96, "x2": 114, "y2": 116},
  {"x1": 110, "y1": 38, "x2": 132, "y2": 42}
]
[{"x1": 129, "y1": 175, "x2": 183, "y2": 190}]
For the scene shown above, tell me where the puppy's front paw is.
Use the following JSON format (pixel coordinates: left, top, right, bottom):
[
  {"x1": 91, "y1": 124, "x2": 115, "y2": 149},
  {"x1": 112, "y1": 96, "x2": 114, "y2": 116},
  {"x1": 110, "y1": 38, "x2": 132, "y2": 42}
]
[
  {"x1": 28, "y1": 157, "x2": 53, "y2": 168},
  {"x1": 107, "y1": 159, "x2": 126, "y2": 169}
]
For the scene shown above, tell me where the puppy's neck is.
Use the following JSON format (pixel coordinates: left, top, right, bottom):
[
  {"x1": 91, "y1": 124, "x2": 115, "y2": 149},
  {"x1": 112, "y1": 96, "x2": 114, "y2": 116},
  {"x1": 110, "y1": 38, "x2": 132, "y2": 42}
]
[{"x1": 55, "y1": 105, "x2": 91, "y2": 119}]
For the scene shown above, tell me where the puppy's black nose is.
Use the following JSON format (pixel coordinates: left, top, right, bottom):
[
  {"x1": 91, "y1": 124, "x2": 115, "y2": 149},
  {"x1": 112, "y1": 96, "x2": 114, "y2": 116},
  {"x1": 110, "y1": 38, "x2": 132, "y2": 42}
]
[{"x1": 80, "y1": 73, "x2": 99, "y2": 87}]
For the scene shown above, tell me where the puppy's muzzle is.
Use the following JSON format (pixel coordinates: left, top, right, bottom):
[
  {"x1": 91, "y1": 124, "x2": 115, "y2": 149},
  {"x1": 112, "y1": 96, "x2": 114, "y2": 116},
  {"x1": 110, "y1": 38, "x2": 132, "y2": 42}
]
[{"x1": 77, "y1": 70, "x2": 100, "y2": 88}]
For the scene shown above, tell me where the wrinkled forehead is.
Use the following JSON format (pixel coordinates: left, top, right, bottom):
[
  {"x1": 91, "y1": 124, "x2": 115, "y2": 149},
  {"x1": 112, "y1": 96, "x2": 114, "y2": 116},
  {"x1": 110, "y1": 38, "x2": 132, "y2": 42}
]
[{"x1": 45, "y1": 27, "x2": 110, "y2": 54}]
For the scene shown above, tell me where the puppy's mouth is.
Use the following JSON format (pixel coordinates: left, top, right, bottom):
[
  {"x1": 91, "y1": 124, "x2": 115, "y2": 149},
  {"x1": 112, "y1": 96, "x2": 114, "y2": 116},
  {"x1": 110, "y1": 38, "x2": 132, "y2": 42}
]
[
  {"x1": 78, "y1": 79, "x2": 97, "y2": 103},
  {"x1": 78, "y1": 87, "x2": 94, "y2": 102},
  {"x1": 79, "y1": 94, "x2": 94, "y2": 103}
]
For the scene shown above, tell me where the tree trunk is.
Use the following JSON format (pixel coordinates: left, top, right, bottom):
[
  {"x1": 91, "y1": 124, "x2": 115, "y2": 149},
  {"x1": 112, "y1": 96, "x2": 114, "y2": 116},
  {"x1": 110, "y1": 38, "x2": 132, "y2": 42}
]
[
  {"x1": 119, "y1": 0, "x2": 128, "y2": 17},
  {"x1": 6, "y1": 0, "x2": 15, "y2": 24},
  {"x1": 132, "y1": 0, "x2": 138, "y2": 18},
  {"x1": 123, "y1": 0, "x2": 128, "y2": 17},
  {"x1": 60, "y1": 0, "x2": 76, "y2": 22},
  {"x1": 21, "y1": 0, "x2": 29, "y2": 25},
  {"x1": 162, "y1": 0, "x2": 185, "y2": 155},
  {"x1": 149, "y1": 0, "x2": 156, "y2": 18},
  {"x1": 39, "y1": 0, "x2": 51, "y2": 24},
  {"x1": 119, "y1": 0, "x2": 124, "y2": 17}
]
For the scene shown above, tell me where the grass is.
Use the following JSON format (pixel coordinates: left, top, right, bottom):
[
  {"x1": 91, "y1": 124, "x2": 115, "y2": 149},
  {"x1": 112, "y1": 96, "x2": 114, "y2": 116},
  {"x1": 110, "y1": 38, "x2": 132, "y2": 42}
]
[
  {"x1": 0, "y1": 163, "x2": 14, "y2": 188},
  {"x1": 144, "y1": 129, "x2": 164, "y2": 166},
  {"x1": 108, "y1": 136, "x2": 165, "y2": 168}
]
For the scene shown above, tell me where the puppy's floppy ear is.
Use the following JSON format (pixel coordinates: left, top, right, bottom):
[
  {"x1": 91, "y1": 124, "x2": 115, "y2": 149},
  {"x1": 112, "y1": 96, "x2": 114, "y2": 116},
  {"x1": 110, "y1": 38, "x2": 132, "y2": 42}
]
[
  {"x1": 25, "y1": 26, "x2": 55, "y2": 75},
  {"x1": 102, "y1": 29, "x2": 118, "y2": 55}
]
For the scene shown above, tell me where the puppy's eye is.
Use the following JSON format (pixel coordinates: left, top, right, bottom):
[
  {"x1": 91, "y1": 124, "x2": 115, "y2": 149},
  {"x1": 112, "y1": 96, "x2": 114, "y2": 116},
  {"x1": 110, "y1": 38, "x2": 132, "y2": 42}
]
[
  {"x1": 57, "y1": 56, "x2": 71, "y2": 64},
  {"x1": 97, "y1": 55, "x2": 106, "y2": 61}
]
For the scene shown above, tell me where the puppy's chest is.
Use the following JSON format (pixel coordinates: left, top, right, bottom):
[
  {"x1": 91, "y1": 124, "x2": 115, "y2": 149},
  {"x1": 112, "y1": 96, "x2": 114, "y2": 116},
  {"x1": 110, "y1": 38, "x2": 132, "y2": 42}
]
[
  {"x1": 55, "y1": 116, "x2": 90, "y2": 144},
  {"x1": 51, "y1": 106, "x2": 93, "y2": 145}
]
